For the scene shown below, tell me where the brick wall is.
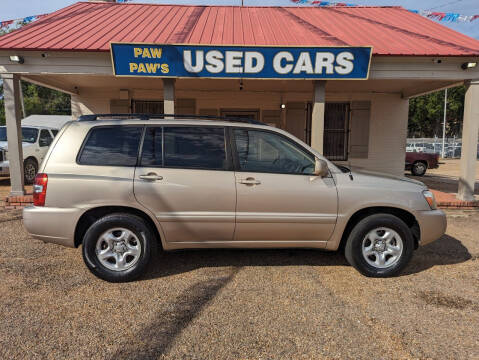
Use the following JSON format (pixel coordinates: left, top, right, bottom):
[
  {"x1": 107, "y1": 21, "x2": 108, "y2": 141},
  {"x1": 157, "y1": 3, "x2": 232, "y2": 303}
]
[{"x1": 3, "y1": 194, "x2": 33, "y2": 210}]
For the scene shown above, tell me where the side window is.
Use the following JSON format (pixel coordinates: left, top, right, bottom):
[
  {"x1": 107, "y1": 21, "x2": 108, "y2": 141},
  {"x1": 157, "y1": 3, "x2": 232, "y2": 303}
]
[
  {"x1": 51, "y1": 130, "x2": 59, "y2": 137},
  {"x1": 162, "y1": 127, "x2": 226, "y2": 170},
  {"x1": 78, "y1": 126, "x2": 142, "y2": 166},
  {"x1": 140, "y1": 127, "x2": 163, "y2": 166},
  {"x1": 39, "y1": 129, "x2": 53, "y2": 147},
  {"x1": 234, "y1": 129, "x2": 315, "y2": 175}
]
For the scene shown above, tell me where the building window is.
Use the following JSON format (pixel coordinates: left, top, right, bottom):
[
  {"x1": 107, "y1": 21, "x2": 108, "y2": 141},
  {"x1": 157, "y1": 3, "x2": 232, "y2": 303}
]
[
  {"x1": 324, "y1": 103, "x2": 350, "y2": 161},
  {"x1": 133, "y1": 100, "x2": 164, "y2": 114}
]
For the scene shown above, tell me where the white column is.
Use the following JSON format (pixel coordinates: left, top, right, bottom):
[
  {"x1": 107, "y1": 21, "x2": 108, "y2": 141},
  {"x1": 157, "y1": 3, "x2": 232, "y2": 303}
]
[
  {"x1": 311, "y1": 80, "x2": 326, "y2": 153},
  {"x1": 458, "y1": 80, "x2": 479, "y2": 201},
  {"x1": 163, "y1": 78, "x2": 175, "y2": 118},
  {"x1": 2, "y1": 74, "x2": 25, "y2": 196}
]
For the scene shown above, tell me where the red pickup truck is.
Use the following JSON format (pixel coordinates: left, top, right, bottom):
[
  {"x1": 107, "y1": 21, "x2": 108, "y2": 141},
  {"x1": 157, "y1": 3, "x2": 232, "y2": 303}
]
[{"x1": 405, "y1": 152, "x2": 439, "y2": 176}]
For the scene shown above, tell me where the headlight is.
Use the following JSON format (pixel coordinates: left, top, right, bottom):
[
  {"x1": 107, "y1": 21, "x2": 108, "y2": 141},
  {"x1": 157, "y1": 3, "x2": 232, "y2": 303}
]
[{"x1": 422, "y1": 190, "x2": 437, "y2": 210}]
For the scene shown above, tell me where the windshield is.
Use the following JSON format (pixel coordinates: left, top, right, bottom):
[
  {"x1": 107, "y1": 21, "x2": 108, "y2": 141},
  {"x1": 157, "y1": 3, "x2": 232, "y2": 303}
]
[{"x1": 0, "y1": 127, "x2": 39, "y2": 143}]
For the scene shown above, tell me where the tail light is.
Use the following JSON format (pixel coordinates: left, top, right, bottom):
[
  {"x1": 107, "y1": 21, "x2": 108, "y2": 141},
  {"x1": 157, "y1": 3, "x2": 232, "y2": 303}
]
[{"x1": 33, "y1": 173, "x2": 48, "y2": 206}]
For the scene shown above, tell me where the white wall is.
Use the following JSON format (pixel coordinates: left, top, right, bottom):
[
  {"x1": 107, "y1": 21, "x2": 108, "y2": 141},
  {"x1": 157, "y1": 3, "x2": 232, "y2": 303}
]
[{"x1": 344, "y1": 94, "x2": 409, "y2": 177}]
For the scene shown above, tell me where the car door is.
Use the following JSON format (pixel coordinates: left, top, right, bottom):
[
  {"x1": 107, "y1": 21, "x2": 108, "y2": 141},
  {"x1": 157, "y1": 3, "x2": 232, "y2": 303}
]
[
  {"x1": 134, "y1": 125, "x2": 236, "y2": 244},
  {"x1": 232, "y1": 128, "x2": 338, "y2": 242}
]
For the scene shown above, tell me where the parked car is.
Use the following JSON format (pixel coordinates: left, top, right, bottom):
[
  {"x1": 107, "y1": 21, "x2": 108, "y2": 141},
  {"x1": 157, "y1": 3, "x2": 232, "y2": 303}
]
[
  {"x1": 405, "y1": 152, "x2": 439, "y2": 176},
  {"x1": 0, "y1": 126, "x2": 58, "y2": 184},
  {"x1": 23, "y1": 115, "x2": 446, "y2": 282}
]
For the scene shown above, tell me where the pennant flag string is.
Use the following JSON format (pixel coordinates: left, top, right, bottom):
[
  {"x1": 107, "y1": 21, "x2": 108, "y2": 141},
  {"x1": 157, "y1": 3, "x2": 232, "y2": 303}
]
[
  {"x1": 0, "y1": 13, "x2": 48, "y2": 31},
  {"x1": 290, "y1": 0, "x2": 479, "y2": 23},
  {"x1": 2, "y1": 1, "x2": 478, "y2": 31},
  {"x1": 0, "y1": 0, "x2": 134, "y2": 31}
]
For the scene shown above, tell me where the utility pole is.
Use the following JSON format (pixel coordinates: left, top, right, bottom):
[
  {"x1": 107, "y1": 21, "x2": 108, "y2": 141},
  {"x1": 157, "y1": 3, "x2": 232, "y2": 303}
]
[{"x1": 441, "y1": 88, "x2": 447, "y2": 158}]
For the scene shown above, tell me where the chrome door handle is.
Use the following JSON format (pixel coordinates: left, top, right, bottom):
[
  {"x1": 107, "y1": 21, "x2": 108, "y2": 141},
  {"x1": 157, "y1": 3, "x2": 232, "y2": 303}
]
[
  {"x1": 239, "y1": 177, "x2": 261, "y2": 185},
  {"x1": 139, "y1": 173, "x2": 163, "y2": 181}
]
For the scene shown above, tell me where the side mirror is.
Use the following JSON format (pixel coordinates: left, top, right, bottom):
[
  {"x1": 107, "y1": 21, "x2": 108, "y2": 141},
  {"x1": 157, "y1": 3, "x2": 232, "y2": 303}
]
[{"x1": 314, "y1": 158, "x2": 329, "y2": 177}]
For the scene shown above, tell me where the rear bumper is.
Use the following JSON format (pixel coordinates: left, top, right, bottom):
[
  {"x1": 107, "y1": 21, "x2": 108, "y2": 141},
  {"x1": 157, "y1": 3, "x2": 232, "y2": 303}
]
[
  {"x1": 23, "y1": 206, "x2": 81, "y2": 247},
  {"x1": 416, "y1": 209, "x2": 447, "y2": 246}
]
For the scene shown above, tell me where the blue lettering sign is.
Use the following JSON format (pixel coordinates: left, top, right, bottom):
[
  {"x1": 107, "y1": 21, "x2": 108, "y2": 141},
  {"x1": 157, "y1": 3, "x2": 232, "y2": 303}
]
[{"x1": 111, "y1": 43, "x2": 372, "y2": 80}]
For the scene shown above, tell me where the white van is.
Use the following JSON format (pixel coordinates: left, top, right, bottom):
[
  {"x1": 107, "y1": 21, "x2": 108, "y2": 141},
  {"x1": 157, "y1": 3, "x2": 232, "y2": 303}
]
[{"x1": 0, "y1": 125, "x2": 58, "y2": 184}]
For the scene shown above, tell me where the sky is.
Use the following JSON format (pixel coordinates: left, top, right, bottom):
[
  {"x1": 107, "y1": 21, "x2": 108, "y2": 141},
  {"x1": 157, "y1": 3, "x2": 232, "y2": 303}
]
[{"x1": 1, "y1": 0, "x2": 478, "y2": 39}]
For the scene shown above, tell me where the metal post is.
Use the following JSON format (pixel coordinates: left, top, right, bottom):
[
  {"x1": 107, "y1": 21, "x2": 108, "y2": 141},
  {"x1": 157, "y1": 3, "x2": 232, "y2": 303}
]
[
  {"x1": 458, "y1": 80, "x2": 479, "y2": 201},
  {"x1": 2, "y1": 74, "x2": 25, "y2": 196},
  {"x1": 441, "y1": 88, "x2": 447, "y2": 158},
  {"x1": 163, "y1": 78, "x2": 175, "y2": 119},
  {"x1": 311, "y1": 80, "x2": 326, "y2": 154}
]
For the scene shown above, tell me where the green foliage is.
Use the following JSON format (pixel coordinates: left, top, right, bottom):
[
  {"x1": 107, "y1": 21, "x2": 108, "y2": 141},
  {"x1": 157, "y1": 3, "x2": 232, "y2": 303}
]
[
  {"x1": 408, "y1": 86, "x2": 465, "y2": 138},
  {"x1": 0, "y1": 82, "x2": 71, "y2": 126}
]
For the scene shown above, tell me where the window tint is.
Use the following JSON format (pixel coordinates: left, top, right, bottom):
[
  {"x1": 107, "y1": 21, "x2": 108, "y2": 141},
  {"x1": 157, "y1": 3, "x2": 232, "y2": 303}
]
[
  {"x1": 141, "y1": 127, "x2": 163, "y2": 166},
  {"x1": 78, "y1": 126, "x2": 142, "y2": 166},
  {"x1": 234, "y1": 129, "x2": 315, "y2": 175},
  {"x1": 21, "y1": 128, "x2": 38, "y2": 143},
  {"x1": 163, "y1": 127, "x2": 226, "y2": 170},
  {"x1": 39, "y1": 129, "x2": 53, "y2": 147}
]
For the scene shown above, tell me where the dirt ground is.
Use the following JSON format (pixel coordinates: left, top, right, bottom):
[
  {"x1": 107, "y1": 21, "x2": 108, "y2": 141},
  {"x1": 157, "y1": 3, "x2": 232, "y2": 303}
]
[{"x1": 0, "y1": 209, "x2": 478, "y2": 359}]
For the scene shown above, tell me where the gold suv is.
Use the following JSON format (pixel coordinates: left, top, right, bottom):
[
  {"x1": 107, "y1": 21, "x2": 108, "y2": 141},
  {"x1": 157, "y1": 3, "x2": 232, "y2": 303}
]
[{"x1": 24, "y1": 115, "x2": 446, "y2": 282}]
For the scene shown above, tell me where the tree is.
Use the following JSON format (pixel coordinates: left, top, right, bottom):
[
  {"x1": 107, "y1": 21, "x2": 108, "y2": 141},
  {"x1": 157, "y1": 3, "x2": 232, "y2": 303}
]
[
  {"x1": 0, "y1": 22, "x2": 71, "y2": 125},
  {"x1": 408, "y1": 86, "x2": 465, "y2": 138},
  {"x1": 0, "y1": 81, "x2": 71, "y2": 125}
]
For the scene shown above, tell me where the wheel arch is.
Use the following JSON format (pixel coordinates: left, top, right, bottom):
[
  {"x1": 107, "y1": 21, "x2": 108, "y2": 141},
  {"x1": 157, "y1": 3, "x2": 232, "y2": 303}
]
[
  {"x1": 24, "y1": 156, "x2": 39, "y2": 166},
  {"x1": 413, "y1": 159, "x2": 428, "y2": 167},
  {"x1": 338, "y1": 206, "x2": 420, "y2": 251},
  {"x1": 74, "y1": 206, "x2": 163, "y2": 249}
]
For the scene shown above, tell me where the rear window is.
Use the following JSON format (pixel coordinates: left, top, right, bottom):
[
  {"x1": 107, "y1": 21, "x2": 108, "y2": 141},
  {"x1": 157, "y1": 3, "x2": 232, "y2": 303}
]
[{"x1": 78, "y1": 126, "x2": 142, "y2": 166}]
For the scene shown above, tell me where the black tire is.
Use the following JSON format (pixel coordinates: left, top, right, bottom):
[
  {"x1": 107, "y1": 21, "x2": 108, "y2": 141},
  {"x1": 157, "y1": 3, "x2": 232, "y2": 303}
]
[
  {"x1": 23, "y1": 158, "x2": 38, "y2": 184},
  {"x1": 411, "y1": 161, "x2": 427, "y2": 176},
  {"x1": 82, "y1": 213, "x2": 157, "y2": 282},
  {"x1": 344, "y1": 214, "x2": 414, "y2": 277}
]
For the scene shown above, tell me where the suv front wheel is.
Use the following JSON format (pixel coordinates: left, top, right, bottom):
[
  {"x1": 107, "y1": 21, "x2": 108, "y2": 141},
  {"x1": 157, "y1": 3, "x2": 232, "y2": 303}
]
[
  {"x1": 82, "y1": 213, "x2": 157, "y2": 282},
  {"x1": 344, "y1": 214, "x2": 414, "y2": 277}
]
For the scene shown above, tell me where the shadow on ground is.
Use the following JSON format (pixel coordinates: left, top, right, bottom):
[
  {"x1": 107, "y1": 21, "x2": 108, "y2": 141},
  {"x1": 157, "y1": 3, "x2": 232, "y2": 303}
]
[
  {"x1": 142, "y1": 234, "x2": 471, "y2": 280},
  {"x1": 403, "y1": 234, "x2": 472, "y2": 275},
  {"x1": 109, "y1": 235, "x2": 471, "y2": 359},
  {"x1": 407, "y1": 173, "x2": 479, "y2": 195},
  {"x1": 110, "y1": 266, "x2": 241, "y2": 360}
]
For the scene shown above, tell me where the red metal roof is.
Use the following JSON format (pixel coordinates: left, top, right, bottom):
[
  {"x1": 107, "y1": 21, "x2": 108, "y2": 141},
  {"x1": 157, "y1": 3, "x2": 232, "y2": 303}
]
[{"x1": 1, "y1": 2, "x2": 479, "y2": 56}]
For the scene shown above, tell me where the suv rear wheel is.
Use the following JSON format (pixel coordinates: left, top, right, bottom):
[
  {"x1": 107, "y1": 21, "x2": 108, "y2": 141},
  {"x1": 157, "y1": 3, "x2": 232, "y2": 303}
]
[
  {"x1": 82, "y1": 213, "x2": 156, "y2": 282},
  {"x1": 344, "y1": 214, "x2": 414, "y2": 277}
]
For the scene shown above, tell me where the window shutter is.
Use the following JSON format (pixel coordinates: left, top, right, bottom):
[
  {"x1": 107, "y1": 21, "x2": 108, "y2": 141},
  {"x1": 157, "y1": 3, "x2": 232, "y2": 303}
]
[
  {"x1": 262, "y1": 110, "x2": 281, "y2": 128},
  {"x1": 175, "y1": 98, "x2": 196, "y2": 115},
  {"x1": 199, "y1": 108, "x2": 218, "y2": 117},
  {"x1": 349, "y1": 101, "x2": 370, "y2": 159},
  {"x1": 110, "y1": 99, "x2": 130, "y2": 114}
]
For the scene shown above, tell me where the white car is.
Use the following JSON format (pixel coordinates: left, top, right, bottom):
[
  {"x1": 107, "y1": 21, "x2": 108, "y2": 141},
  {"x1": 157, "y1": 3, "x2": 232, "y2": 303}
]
[{"x1": 0, "y1": 126, "x2": 58, "y2": 184}]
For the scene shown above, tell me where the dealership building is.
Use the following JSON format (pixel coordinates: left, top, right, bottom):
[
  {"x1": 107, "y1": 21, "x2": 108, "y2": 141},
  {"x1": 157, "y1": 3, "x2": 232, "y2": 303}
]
[{"x1": 0, "y1": 1, "x2": 478, "y2": 201}]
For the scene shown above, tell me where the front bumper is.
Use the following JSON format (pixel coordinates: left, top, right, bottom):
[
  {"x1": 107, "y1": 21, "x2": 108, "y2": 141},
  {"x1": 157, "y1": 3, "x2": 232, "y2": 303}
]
[
  {"x1": 416, "y1": 209, "x2": 447, "y2": 246},
  {"x1": 23, "y1": 206, "x2": 82, "y2": 247}
]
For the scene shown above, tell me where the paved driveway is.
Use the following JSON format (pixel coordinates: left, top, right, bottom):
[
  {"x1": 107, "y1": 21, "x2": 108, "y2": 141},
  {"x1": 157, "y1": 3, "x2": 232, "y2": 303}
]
[{"x1": 0, "y1": 210, "x2": 478, "y2": 359}]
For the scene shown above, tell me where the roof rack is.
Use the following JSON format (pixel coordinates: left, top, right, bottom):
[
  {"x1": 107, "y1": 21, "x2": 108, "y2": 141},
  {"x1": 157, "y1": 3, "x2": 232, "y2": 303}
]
[{"x1": 78, "y1": 113, "x2": 266, "y2": 126}]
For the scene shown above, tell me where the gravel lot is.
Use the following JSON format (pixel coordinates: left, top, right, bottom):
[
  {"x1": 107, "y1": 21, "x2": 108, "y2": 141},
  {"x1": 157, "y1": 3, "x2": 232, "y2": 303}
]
[{"x1": 1, "y1": 209, "x2": 478, "y2": 359}]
